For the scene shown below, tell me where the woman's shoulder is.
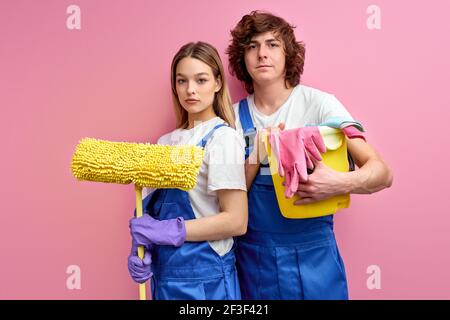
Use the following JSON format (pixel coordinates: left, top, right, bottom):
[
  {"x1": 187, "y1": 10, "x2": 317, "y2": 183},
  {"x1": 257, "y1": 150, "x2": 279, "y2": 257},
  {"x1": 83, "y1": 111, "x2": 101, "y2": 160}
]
[
  {"x1": 209, "y1": 125, "x2": 245, "y2": 149},
  {"x1": 156, "y1": 128, "x2": 182, "y2": 145}
]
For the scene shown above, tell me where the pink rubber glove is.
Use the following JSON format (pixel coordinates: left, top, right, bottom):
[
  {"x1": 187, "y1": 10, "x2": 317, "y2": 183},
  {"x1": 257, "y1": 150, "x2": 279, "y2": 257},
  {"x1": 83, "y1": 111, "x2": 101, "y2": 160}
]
[
  {"x1": 342, "y1": 126, "x2": 366, "y2": 141},
  {"x1": 278, "y1": 127, "x2": 327, "y2": 198},
  {"x1": 278, "y1": 129, "x2": 309, "y2": 198},
  {"x1": 301, "y1": 126, "x2": 327, "y2": 168}
]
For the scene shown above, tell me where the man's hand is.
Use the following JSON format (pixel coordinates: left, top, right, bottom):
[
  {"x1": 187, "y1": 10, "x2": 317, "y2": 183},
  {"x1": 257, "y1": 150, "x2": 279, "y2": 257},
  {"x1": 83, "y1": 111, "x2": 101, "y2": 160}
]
[{"x1": 293, "y1": 158, "x2": 351, "y2": 205}]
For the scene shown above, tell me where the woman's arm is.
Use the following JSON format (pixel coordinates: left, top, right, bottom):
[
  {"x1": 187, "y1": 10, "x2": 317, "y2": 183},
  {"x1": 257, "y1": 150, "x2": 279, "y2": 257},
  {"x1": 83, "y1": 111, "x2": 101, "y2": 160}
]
[
  {"x1": 184, "y1": 189, "x2": 248, "y2": 241},
  {"x1": 245, "y1": 158, "x2": 261, "y2": 190}
]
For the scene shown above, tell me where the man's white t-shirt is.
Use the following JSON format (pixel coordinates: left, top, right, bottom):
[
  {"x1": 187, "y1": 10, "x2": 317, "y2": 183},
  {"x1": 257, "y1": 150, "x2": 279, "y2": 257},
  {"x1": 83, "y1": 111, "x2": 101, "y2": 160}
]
[
  {"x1": 143, "y1": 117, "x2": 246, "y2": 256},
  {"x1": 233, "y1": 84, "x2": 354, "y2": 131}
]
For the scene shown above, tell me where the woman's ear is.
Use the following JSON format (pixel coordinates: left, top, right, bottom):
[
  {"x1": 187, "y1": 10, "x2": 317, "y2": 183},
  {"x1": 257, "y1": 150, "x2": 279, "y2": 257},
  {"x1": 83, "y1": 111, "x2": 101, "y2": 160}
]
[{"x1": 215, "y1": 76, "x2": 222, "y2": 93}]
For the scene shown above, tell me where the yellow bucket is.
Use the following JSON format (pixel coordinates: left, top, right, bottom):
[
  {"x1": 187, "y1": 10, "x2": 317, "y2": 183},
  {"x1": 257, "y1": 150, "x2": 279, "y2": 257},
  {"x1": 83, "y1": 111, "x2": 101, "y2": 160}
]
[{"x1": 262, "y1": 127, "x2": 350, "y2": 219}]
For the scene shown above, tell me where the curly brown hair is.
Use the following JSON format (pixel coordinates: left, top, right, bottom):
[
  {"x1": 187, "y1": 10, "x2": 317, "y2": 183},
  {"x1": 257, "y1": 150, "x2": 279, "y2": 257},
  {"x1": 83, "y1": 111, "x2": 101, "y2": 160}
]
[{"x1": 226, "y1": 11, "x2": 306, "y2": 94}]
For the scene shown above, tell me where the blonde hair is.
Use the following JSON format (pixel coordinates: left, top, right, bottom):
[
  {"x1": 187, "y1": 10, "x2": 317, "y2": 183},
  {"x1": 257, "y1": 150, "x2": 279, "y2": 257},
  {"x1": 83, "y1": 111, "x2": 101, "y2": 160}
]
[{"x1": 170, "y1": 42, "x2": 235, "y2": 129}]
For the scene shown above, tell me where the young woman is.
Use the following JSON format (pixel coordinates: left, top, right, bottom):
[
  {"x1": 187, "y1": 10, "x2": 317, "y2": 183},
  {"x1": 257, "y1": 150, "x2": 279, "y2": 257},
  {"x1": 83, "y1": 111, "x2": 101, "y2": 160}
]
[
  {"x1": 227, "y1": 11, "x2": 393, "y2": 300},
  {"x1": 127, "y1": 42, "x2": 247, "y2": 300}
]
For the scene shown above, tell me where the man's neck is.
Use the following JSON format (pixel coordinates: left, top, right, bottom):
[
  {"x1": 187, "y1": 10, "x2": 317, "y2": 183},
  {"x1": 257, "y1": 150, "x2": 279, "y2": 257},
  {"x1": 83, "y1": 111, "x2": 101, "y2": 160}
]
[{"x1": 253, "y1": 81, "x2": 294, "y2": 116}]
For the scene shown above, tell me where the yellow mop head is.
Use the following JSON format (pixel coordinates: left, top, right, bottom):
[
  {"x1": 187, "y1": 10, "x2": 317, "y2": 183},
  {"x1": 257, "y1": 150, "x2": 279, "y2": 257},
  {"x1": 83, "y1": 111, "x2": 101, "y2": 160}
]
[
  {"x1": 71, "y1": 137, "x2": 204, "y2": 300},
  {"x1": 71, "y1": 138, "x2": 204, "y2": 190}
]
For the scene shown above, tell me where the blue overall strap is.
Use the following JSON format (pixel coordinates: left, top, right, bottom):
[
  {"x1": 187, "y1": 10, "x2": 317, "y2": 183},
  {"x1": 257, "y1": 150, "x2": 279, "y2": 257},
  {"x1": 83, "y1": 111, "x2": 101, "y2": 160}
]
[
  {"x1": 238, "y1": 99, "x2": 257, "y2": 159},
  {"x1": 197, "y1": 123, "x2": 228, "y2": 148}
]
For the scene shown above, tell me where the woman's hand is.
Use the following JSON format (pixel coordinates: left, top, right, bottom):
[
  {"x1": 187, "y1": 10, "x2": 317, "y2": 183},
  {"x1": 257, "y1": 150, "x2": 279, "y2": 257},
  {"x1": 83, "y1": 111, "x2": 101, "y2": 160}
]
[
  {"x1": 129, "y1": 215, "x2": 186, "y2": 247},
  {"x1": 248, "y1": 123, "x2": 285, "y2": 165}
]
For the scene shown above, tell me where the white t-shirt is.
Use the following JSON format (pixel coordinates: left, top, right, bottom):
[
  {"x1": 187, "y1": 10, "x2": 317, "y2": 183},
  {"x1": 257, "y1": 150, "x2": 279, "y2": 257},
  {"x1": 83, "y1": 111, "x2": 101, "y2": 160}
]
[
  {"x1": 233, "y1": 84, "x2": 354, "y2": 131},
  {"x1": 143, "y1": 117, "x2": 246, "y2": 256}
]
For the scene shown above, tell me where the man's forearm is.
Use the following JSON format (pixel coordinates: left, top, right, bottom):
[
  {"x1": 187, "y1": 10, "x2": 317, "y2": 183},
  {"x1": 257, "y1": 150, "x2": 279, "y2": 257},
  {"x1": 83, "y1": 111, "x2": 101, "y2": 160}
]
[{"x1": 346, "y1": 159, "x2": 393, "y2": 194}]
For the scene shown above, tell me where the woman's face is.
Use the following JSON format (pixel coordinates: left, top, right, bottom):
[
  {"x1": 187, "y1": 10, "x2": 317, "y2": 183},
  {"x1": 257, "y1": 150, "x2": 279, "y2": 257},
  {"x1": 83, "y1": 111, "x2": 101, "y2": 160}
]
[
  {"x1": 175, "y1": 57, "x2": 221, "y2": 116},
  {"x1": 244, "y1": 31, "x2": 286, "y2": 86}
]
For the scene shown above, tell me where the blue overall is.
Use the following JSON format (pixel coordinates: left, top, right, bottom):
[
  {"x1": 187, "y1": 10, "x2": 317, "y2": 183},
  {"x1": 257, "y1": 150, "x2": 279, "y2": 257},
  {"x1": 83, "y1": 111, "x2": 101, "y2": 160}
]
[
  {"x1": 237, "y1": 99, "x2": 349, "y2": 300},
  {"x1": 142, "y1": 124, "x2": 241, "y2": 300}
]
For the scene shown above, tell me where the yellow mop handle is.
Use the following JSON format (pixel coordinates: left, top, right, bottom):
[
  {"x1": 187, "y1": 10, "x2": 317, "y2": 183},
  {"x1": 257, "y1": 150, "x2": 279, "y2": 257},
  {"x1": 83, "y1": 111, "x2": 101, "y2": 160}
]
[{"x1": 135, "y1": 186, "x2": 146, "y2": 300}]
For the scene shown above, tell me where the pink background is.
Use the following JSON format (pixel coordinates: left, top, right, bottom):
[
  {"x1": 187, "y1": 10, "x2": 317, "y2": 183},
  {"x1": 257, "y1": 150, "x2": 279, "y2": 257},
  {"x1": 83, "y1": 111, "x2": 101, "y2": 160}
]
[{"x1": 1, "y1": 0, "x2": 449, "y2": 299}]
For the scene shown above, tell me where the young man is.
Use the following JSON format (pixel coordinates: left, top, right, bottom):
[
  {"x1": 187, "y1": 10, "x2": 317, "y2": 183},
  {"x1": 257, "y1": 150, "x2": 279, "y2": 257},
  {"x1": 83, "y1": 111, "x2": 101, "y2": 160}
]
[{"x1": 226, "y1": 11, "x2": 393, "y2": 300}]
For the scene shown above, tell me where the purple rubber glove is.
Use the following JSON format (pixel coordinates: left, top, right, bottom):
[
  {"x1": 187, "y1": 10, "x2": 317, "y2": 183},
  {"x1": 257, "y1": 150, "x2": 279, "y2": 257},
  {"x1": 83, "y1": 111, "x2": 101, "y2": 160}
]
[
  {"x1": 127, "y1": 241, "x2": 152, "y2": 284},
  {"x1": 129, "y1": 214, "x2": 186, "y2": 247}
]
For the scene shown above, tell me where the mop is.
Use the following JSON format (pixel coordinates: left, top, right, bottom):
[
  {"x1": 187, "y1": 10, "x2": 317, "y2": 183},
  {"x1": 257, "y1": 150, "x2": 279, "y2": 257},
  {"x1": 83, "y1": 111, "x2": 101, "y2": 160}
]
[{"x1": 71, "y1": 138, "x2": 204, "y2": 300}]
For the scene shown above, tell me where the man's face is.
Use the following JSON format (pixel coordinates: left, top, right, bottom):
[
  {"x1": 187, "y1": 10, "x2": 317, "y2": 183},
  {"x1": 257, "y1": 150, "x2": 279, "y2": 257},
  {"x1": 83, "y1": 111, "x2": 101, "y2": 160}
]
[{"x1": 244, "y1": 31, "x2": 286, "y2": 86}]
